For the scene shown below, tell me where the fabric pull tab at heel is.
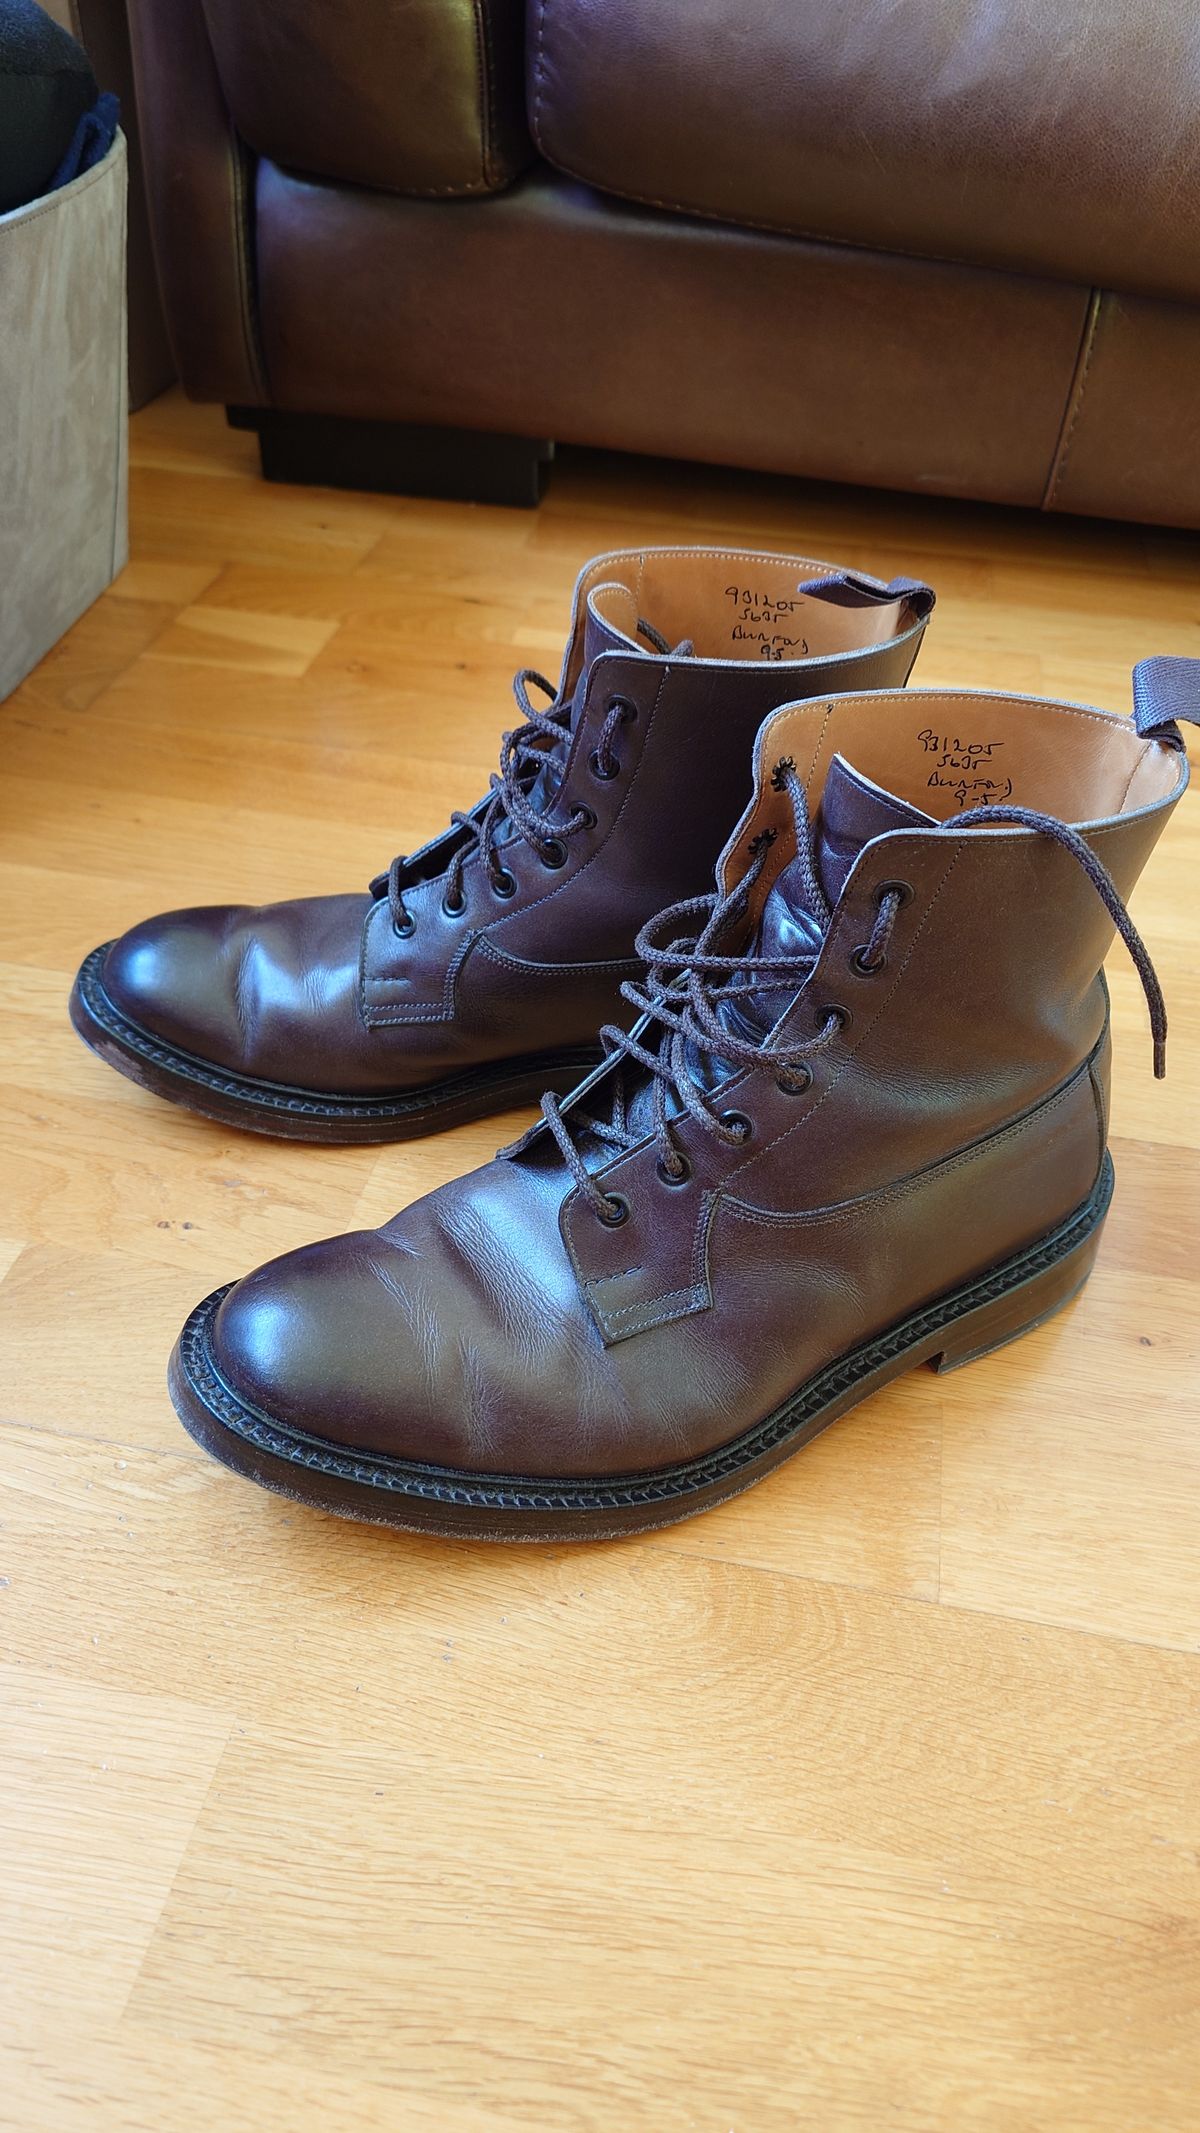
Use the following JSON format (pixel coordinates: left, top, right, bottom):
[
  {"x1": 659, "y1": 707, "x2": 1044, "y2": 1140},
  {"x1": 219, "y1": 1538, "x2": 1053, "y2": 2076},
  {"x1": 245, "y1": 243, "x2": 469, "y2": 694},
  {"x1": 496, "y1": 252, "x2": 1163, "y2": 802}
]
[{"x1": 930, "y1": 1171, "x2": 1110, "y2": 1375}]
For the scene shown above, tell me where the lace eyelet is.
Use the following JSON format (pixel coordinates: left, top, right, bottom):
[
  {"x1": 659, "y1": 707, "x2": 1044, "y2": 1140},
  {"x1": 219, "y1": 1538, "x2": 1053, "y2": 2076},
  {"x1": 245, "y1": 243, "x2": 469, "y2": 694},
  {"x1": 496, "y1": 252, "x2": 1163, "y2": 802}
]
[
  {"x1": 589, "y1": 748, "x2": 620, "y2": 782},
  {"x1": 655, "y1": 1153, "x2": 692, "y2": 1187},
  {"x1": 775, "y1": 1065, "x2": 812, "y2": 1096},
  {"x1": 876, "y1": 878, "x2": 914, "y2": 909},
  {"x1": 721, "y1": 1109, "x2": 753, "y2": 1145},
  {"x1": 540, "y1": 838, "x2": 568, "y2": 870},
  {"x1": 850, "y1": 946, "x2": 885, "y2": 976},
  {"x1": 441, "y1": 890, "x2": 466, "y2": 918},
  {"x1": 574, "y1": 806, "x2": 598, "y2": 831},
  {"x1": 598, "y1": 1192, "x2": 630, "y2": 1228},
  {"x1": 823, "y1": 1004, "x2": 851, "y2": 1032},
  {"x1": 490, "y1": 868, "x2": 517, "y2": 900},
  {"x1": 606, "y1": 693, "x2": 638, "y2": 724},
  {"x1": 391, "y1": 913, "x2": 415, "y2": 940}
]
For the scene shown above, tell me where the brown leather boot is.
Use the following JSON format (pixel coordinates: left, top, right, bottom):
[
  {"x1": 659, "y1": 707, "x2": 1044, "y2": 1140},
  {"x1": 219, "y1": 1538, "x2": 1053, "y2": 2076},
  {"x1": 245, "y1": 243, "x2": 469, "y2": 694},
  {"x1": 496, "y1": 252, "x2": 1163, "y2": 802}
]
[
  {"x1": 68, "y1": 547, "x2": 932, "y2": 1141},
  {"x1": 167, "y1": 659, "x2": 1195, "y2": 1541}
]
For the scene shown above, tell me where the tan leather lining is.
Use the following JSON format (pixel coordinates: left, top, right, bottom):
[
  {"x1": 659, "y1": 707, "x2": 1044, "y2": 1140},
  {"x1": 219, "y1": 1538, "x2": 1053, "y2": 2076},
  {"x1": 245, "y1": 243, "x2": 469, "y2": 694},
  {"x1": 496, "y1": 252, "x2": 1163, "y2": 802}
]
[
  {"x1": 576, "y1": 547, "x2": 911, "y2": 666},
  {"x1": 724, "y1": 689, "x2": 1185, "y2": 917}
]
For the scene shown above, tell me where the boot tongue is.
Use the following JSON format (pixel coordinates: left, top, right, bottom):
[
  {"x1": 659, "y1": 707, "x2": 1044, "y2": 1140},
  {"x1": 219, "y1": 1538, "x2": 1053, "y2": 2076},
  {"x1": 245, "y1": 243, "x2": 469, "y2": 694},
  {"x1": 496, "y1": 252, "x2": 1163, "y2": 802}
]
[{"x1": 731, "y1": 754, "x2": 933, "y2": 1040}]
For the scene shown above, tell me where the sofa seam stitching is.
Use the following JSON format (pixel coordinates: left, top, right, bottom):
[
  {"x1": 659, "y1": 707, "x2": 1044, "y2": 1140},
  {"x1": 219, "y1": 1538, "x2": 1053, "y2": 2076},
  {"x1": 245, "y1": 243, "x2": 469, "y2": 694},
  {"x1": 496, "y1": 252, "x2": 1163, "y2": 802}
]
[
  {"x1": 516, "y1": 125, "x2": 1115, "y2": 297},
  {"x1": 471, "y1": 0, "x2": 491, "y2": 191},
  {"x1": 1043, "y1": 287, "x2": 1104, "y2": 508}
]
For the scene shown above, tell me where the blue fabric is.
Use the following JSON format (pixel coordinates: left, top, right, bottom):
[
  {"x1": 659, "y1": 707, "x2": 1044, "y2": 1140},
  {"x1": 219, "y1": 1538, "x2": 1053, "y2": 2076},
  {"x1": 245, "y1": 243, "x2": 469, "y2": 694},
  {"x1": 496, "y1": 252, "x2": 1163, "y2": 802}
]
[
  {"x1": 1131, "y1": 655, "x2": 1200, "y2": 747},
  {"x1": 47, "y1": 87, "x2": 118, "y2": 195}
]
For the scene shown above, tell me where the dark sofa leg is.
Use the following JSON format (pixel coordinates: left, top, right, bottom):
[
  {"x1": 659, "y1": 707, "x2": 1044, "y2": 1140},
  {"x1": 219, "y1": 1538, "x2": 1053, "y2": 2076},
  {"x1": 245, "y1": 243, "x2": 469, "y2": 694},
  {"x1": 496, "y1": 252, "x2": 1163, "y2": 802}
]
[{"x1": 226, "y1": 408, "x2": 553, "y2": 507}]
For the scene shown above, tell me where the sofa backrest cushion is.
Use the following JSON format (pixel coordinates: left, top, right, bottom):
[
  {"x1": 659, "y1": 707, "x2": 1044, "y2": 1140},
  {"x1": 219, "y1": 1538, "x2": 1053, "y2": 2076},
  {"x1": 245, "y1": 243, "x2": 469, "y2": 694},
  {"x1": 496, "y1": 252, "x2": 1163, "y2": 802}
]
[{"x1": 528, "y1": 0, "x2": 1200, "y2": 306}]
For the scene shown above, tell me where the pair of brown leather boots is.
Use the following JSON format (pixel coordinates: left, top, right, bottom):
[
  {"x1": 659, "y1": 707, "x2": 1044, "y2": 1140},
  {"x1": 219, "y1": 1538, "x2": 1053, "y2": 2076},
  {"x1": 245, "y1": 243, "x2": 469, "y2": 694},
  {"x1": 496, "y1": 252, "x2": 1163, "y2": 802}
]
[{"x1": 70, "y1": 546, "x2": 1195, "y2": 1541}]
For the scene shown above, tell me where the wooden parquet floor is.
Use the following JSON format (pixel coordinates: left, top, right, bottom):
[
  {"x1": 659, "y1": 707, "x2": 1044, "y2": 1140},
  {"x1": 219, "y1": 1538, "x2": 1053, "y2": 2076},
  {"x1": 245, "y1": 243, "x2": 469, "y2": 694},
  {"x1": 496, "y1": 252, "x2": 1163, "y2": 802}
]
[{"x1": 2, "y1": 391, "x2": 1198, "y2": 2131}]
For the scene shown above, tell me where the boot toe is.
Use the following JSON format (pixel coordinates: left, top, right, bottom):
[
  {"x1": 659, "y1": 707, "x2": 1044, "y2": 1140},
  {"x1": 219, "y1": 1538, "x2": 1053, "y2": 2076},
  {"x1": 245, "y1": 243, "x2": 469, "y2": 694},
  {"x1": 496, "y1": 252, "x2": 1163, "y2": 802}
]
[
  {"x1": 203, "y1": 1166, "x2": 625, "y2": 1480},
  {"x1": 102, "y1": 907, "x2": 246, "y2": 1062},
  {"x1": 209, "y1": 1232, "x2": 435, "y2": 1461}
]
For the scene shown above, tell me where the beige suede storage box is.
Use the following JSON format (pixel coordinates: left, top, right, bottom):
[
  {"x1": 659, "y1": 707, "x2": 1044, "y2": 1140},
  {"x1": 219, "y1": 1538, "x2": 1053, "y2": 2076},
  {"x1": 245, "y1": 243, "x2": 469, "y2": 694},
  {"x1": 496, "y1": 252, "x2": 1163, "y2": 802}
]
[{"x1": 0, "y1": 130, "x2": 128, "y2": 701}]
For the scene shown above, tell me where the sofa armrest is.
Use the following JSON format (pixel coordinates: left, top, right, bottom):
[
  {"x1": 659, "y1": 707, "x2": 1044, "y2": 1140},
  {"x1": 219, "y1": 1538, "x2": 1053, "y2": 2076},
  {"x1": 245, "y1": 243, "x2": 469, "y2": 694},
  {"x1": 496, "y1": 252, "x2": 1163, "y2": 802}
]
[
  {"x1": 127, "y1": 0, "x2": 266, "y2": 403},
  {"x1": 198, "y1": 0, "x2": 531, "y2": 197}
]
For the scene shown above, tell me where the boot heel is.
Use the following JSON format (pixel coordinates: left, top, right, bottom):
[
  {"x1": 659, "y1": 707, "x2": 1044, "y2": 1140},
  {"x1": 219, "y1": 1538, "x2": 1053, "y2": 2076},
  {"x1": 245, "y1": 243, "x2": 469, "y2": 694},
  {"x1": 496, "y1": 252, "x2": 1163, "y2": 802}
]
[{"x1": 930, "y1": 1173, "x2": 1110, "y2": 1375}]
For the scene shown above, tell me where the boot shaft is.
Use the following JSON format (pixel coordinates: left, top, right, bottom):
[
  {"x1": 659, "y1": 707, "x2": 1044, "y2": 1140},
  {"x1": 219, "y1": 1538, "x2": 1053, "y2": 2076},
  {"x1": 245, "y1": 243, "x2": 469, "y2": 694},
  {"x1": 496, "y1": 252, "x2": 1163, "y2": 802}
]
[
  {"x1": 709, "y1": 675, "x2": 1189, "y2": 1209},
  {"x1": 554, "y1": 665, "x2": 1191, "y2": 1341},
  {"x1": 363, "y1": 546, "x2": 934, "y2": 1028}
]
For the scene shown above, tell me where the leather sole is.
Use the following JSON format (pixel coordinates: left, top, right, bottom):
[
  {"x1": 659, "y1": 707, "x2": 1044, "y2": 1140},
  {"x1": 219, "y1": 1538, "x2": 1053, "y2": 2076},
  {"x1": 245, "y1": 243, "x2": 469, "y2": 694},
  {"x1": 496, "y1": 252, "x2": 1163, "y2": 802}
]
[
  {"x1": 68, "y1": 943, "x2": 604, "y2": 1144},
  {"x1": 168, "y1": 1152, "x2": 1114, "y2": 1541}
]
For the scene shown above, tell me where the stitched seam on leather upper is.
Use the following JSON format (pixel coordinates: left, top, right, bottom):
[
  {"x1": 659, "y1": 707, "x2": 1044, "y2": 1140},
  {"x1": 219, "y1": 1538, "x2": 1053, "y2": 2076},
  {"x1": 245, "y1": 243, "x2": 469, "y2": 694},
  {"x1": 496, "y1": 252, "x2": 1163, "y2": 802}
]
[
  {"x1": 1043, "y1": 288, "x2": 1104, "y2": 508},
  {"x1": 1114, "y1": 743, "x2": 1145, "y2": 816},
  {"x1": 569, "y1": 1023, "x2": 1104, "y2": 1340},
  {"x1": 1086, "y1": 992, "x2": 1110, "y2": 1171},
  {"x1": 722, "y1": 1054, "x2": 1098, "y2": 1231},
  {"x1": 361, "y1": 917, "x2": 477, "y2": 1023},
  {"x1": 474, "y1": 938, "x2": 642, "y2": 977},
  {"x1": 601, "y1": 1282, "x2": 706, "y2": 1330}
]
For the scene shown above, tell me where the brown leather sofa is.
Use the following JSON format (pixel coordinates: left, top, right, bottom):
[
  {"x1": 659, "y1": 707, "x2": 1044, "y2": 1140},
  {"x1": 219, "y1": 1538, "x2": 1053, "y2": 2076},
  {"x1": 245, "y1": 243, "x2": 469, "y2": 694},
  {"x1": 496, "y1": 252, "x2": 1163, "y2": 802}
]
[{"x1": 127, "y1": 0, "x2": 1200, "y2": 525}]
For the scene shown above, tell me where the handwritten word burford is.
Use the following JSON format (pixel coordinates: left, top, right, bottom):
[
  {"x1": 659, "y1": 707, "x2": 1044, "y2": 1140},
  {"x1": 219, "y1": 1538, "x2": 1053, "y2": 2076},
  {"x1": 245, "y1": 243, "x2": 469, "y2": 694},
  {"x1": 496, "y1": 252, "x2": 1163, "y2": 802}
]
[{"x1": 926, "y1": 770, "x2": 1015, "y2": 807}]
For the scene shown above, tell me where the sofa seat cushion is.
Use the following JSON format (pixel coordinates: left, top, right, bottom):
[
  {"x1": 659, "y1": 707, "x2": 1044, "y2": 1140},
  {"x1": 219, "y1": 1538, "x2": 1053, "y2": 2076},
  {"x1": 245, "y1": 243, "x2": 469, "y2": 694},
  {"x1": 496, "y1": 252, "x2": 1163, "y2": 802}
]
[
  {"x1": 199, "y1": 0, "x2": 530, "y2": 197},
  {"x1": 528, "y1": 0, "x2": 1200, "y2": 306}
]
